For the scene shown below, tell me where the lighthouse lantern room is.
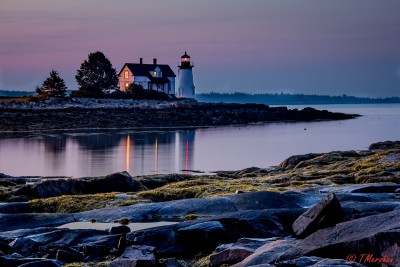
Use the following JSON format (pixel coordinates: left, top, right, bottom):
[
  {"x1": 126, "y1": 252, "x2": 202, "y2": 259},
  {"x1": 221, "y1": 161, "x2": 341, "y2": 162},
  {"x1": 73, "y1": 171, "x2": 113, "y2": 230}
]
[{"x1": 177, "y1": 51, "x2": 195, "y2": 98}]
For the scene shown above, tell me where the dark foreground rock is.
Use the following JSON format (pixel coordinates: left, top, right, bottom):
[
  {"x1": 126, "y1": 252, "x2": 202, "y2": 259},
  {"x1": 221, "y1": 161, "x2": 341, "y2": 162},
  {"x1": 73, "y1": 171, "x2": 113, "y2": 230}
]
[
  {"x1": 0, "y1": 214, "x2": 75, "y2": 232},
  {"x1": 292, "y1": 192, "x2": 344, "y2": 238},
  {"x1": 127, "y1": 208, "x2": 304, "y2": 258},
  {"x1": 13, "y1": 172, "x2": 143, "y2": 200},
  {"x1": 75, "y1": 191, "x2": 302, "y2": 222},
  {"x1": 279, "y1": 210, "x2": 400, "y2": 265}
]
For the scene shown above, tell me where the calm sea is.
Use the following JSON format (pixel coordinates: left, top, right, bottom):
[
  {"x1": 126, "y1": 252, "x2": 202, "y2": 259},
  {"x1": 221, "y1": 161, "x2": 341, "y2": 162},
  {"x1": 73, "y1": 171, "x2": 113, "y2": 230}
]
[{"x1": 0, "y1": 104, "x2": 399, "y2": 177}]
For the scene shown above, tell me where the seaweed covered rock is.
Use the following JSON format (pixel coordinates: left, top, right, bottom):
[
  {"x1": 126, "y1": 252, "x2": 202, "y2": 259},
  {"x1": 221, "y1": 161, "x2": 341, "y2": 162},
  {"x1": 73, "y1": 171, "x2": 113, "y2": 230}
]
[{"x1": 13, "y1": 172, "x2": 144, "y2": 199}]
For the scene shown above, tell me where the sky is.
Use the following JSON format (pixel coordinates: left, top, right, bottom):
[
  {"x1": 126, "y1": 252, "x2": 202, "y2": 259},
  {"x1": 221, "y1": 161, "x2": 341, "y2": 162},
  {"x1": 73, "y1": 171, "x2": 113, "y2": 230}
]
[{"x1": 1, "y1": 0, "x2": 400, "y2": 97}]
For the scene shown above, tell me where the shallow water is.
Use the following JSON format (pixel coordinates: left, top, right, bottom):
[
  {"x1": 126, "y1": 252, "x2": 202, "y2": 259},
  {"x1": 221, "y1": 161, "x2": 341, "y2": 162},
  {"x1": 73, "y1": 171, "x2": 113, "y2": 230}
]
[
  {"x1": 58, "y1": 221, "x2": 178, "y2": 231},
  {"x1": 0, "y1": 104, "x2": 399, "y2": 177}
]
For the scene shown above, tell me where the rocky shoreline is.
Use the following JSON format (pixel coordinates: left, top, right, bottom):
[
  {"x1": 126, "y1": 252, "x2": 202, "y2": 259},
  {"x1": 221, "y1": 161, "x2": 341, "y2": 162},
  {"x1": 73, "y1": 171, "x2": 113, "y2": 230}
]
[
  {"x1": 0, "y1": 98, "x2": 358, "y2": 132},
  {"x1": 0, "y1": 141, "x2": 399, "y2": 266}
]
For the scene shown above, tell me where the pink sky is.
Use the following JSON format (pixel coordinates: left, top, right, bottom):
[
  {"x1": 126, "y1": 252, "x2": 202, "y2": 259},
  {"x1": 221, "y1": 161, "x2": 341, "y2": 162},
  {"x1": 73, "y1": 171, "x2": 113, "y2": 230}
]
[{"x1": 1, "y1": 0, "x2": 400, "y2": 97}]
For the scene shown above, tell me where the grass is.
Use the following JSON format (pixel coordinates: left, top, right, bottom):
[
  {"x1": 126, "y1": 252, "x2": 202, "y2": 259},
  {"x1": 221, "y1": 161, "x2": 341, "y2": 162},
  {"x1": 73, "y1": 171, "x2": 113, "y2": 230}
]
[{"x1": 28, "y1": 193, "x2": 149, "y2": 213}]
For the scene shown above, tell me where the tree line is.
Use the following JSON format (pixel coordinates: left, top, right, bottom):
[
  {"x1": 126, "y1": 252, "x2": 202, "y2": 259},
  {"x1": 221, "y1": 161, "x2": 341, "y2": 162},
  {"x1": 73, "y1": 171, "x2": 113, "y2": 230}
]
[{"x1": 196, "y1": 92, "x2": 400, "y2": 105}]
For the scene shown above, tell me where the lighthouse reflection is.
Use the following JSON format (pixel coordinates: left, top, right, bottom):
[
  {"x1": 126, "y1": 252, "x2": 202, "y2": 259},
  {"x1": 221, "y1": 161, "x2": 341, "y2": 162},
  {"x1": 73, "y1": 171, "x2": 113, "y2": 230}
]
[{"x1": 123, "y1": 130, "x2": 195, "y2": 175}]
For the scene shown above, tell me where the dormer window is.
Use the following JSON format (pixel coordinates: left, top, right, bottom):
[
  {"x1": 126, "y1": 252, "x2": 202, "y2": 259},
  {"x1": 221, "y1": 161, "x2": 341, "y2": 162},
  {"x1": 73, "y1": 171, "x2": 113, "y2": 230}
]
[
  {"x1": 153, "y1": 71, "x2": 157, "y2": 77},
  {"x1": 124, "y1": 70, "x2": 129, "y2": 79}
]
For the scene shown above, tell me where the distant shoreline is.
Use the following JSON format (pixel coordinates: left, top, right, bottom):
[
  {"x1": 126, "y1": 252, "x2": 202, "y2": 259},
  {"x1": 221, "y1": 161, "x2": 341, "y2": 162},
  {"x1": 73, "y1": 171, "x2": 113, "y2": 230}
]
[
  {"x1": 196, "y1": 92, "x2": 400, "y2": 105},
  {"x1": 0, "y1": 98, "x2": 358, "y2": 133}
]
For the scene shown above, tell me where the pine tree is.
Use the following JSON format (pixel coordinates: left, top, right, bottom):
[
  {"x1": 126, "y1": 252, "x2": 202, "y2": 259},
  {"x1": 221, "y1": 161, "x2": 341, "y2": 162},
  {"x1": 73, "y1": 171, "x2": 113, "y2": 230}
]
[
  {"x1": 74, "y1": 51, "x2": 118, "y2": 97},
  {"x1": 36, "y1": 70, "x2": 67, "y2": 97}
]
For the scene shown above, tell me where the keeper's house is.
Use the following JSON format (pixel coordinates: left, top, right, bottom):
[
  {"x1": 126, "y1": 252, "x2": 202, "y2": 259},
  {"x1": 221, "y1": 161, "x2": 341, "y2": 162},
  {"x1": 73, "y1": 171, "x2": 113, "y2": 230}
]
[{"x1": 118, "y1": 58, "x2": 176, "y2": 95}]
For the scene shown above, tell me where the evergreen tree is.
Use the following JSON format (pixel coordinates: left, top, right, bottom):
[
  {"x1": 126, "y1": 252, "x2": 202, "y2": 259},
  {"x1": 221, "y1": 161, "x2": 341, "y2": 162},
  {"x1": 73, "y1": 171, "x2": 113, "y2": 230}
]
[
  {"x1": 74, "y1": 51, "x2": 118, "y2": 97},
  {"x1": 36, "y1": 70, "x2": 67, "y2": 97}
]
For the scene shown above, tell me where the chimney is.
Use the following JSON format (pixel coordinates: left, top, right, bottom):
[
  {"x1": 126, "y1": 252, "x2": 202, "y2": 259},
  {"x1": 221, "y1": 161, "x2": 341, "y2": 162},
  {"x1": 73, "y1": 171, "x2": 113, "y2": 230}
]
[
  {"x1": 140, "y1": 58, "x2": 143, "y2": 65},
  {"x1": 153, "y1": 58, "x2": 157, "y2": 65}
]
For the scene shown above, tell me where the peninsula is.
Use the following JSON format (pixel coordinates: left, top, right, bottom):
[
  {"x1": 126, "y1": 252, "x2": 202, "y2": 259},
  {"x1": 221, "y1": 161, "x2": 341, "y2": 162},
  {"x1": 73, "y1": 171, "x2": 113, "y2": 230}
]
[{"x1": 0, "y1": 98, "x2": 358, "y2": 132}]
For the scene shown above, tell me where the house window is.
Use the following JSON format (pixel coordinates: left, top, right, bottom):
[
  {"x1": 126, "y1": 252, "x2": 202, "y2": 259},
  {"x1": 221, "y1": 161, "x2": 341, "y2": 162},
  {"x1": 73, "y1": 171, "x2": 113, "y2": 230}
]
[
  {"x1": 153, "y1": 71, "x2": 157, "y2": 77},
  {"x1": 125, "y1": 82, "x2": 130, "y2": 90},
  {"x1": 124, "y1": 71, "x2": 129, "y2": 79}
]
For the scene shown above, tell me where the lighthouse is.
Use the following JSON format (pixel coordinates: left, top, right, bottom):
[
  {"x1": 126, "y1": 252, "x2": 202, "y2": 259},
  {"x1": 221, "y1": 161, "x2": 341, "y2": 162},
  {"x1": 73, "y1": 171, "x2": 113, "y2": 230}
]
[{"x1": 177, "y1": 52, "x2": 195, "y2": 98}]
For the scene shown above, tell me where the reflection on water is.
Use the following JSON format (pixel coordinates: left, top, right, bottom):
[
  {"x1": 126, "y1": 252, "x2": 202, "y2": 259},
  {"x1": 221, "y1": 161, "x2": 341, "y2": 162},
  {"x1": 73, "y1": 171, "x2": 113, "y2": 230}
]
[
  {"x1": 0, "y1": 130, "x2": 196, "y2": 177},
  {"x1": 0, "y1": 104, "x2": 399, "y2": 177}
]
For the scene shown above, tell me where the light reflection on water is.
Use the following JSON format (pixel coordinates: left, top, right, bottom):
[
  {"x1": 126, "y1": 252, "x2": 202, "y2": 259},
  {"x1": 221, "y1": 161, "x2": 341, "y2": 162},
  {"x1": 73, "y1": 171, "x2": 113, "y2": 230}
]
[{"x1": 0, "y1": 104, "x2": 399, "y2": 177}]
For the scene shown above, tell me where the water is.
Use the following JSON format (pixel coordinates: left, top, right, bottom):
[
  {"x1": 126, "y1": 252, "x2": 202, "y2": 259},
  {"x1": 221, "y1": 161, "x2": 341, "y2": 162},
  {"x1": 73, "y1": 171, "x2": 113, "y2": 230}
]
[{"x1": 0, "y1": 104, "x2": 399, "y2": 177}]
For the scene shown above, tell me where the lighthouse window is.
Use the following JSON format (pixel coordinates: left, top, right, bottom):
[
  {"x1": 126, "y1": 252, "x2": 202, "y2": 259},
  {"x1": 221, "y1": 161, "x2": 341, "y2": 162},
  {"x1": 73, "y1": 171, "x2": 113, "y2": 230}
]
[{"x1": 124, "y1": 71, "x2": 129, "y2": 79}]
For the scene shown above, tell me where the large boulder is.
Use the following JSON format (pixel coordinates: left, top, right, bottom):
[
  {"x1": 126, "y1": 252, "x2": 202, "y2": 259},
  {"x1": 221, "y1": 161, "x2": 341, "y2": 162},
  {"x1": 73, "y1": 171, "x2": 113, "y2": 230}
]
[
  {"x1": 210, "y1": 238, "x2": 277, "y2": 267},
  {"x1": 108, "y1": 245, "x2": 157, "y2": 267},
  {"x1": 177, "y1": 221, "x2": 230, "y2": 255},
  {"x1": 279, "y1": 153, "x2": 321, "y2": 169},
  {"x1": 279, "y1": 210, "x2": 400, "y2": 265},
  {"x1": 369, "y1": 141, "x2": 400, "y2": 150},
  {"x1": 231, "y1": 238, "x2": 299, "y2": 267},
  {"x1": 13, "y1": 172, "x2": 144, "y2": 199},
  {"x1": 292, "y1": 192, "x2": 345, "y2": 237}
]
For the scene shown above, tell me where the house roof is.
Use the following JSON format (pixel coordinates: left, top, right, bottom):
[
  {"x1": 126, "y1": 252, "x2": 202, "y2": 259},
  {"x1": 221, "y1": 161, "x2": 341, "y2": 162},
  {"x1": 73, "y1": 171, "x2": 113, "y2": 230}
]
[{"x1": 119, "y1": 63, "x2": 176, "y2": 80}]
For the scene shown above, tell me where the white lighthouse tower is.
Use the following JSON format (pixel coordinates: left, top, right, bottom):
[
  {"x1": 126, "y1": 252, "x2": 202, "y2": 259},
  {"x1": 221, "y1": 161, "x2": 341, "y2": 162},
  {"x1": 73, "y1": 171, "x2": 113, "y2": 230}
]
[{"x1": 177, "y1": 52, "x2": 195, "y2": 98}]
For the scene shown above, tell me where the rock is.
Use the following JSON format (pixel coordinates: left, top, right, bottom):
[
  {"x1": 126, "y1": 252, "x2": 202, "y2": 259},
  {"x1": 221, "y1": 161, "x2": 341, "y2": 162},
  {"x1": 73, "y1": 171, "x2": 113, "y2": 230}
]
[
  {"x1": 210, "y1": 240, "x2": 267, "y2": 267},
  {"x1": 279, "y1": 210, "x2": 400, "y2": 264},
  {"x1": 18, "y1": 260, "x2": 62, "y2": 267},
  {"x1": 210, "y1": 247, "x2": 254, "y2": 266},
  {"x1": 0, "y1": 227, "x2": 62, "y2": 244},
  {"x1": 157, "y1": 197, "x2": 238, "y2": 218},
  {"x1": 369, "y1": 141, "x2": 400, "y2": 150},
  {"x1": 231, "y1": 238, "x2": 299, "y2": 267},
  {"x1": 0, "y1": 256, "x2": 61, "y2": 267},
  {"x1": 292, "y1": 192, "x2": 344, "y2": 238},
  {"x1": 275, "y1": 256, "x2": 324, "y2": 266},
  {"x1": 75, "y1": 191, "x2": 301, "y2": 223},
  {"x1": 80, "y1": 244, "x2": 109, "y2": 259},
  {"x1": 0, "y1": 242, "x2": 13, "y2": 255},
  {"x1": 279, "y1": 153, "x2": 321, "y2": 168},
  {"x1": 341, "y1": 201, "x2": 400, "y2": 220},
  {"x1": 275, "y1": 256, "x2": 365, "y2": 267},
  {"x1": 9, "y1": 228, "x2": 117, "y2": 257},
  {"x1": 109, "y1": 225, "x2": 131, "y2": 235},
  {"x1": 0, "y1": 202, "x2": 31, "y2": 214},
  {"x1": 177, "y1": 221, "x2": 230, "y2": 255},
  {"x1": 56, "y1": 249, "x2": 84, "y2": 263},
  {"x1": 282, "y1": 191, "x2": 326, "y2": 208},
  {"x1": 128, "y1": 208, "x2": 305, "y2": 258},
  {"x1": 349, "y1": 184, "x2": 400, "y2": 193},
  {"x1": 226, "y1": 191, "x2": 301, "y2": 210},
  {"x1": 9, "y1": 237, "x2": 41, "y2": 256},
  {"x1": 309, "y1": 258, "x2": 366, "y2": 266},
  {"x1": 14, "y1": 172, "x2": 144, "y2": 199},
  {"x1": 108, "y1": 245, "x2": 157, "y2": 267},
  {"x1": 0, "y1": 213, "x2": 75, "y2": 232}
]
